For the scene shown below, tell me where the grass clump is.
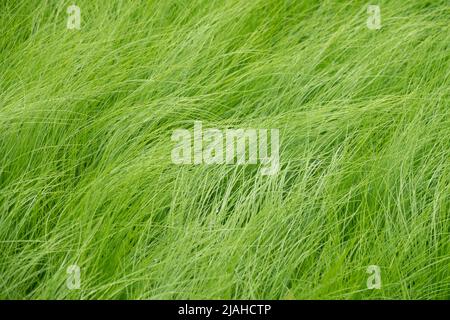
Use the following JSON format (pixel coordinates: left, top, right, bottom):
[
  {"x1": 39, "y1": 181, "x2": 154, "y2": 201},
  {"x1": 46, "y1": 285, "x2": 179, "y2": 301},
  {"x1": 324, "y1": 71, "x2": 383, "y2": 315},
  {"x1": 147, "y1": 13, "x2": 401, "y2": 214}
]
[{"x1": 0, "y1": 0, "x2": 448, "y2": 299}]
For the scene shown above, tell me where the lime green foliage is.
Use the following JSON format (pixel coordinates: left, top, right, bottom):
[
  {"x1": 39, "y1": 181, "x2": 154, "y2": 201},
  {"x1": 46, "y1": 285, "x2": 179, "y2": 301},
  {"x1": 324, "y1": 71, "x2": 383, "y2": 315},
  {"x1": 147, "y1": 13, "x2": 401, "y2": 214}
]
[{"x1": 0, "y1": 0, "x2": 449, "y2": 299}]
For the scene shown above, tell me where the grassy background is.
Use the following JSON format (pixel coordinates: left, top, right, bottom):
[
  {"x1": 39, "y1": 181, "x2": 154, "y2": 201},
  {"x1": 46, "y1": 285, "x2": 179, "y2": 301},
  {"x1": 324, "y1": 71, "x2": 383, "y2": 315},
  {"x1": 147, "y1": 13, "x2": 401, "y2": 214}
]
[{"x1": 0, "y1": 0, "x2": 449, "y2": 299}]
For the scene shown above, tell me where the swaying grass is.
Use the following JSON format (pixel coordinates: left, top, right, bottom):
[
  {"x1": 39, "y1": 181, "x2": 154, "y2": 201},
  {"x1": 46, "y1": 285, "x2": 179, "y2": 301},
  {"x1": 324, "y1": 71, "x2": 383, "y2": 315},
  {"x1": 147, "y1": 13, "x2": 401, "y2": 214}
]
[{"x1": 0, "y1": 0, "x2": 449, "y2": 299}]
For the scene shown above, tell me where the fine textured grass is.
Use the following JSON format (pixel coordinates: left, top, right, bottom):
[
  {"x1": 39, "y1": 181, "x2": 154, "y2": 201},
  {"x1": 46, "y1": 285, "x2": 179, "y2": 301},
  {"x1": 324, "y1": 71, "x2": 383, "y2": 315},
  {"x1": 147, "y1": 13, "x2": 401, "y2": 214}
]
[{"x1": 0, "y1": 0, "x2": 449, "y2": 299}]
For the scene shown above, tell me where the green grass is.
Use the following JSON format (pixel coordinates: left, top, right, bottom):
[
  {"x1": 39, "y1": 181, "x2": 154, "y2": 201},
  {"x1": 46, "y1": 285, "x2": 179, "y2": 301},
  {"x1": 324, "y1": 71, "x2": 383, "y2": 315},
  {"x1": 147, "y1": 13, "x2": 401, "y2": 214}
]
[{"x1": 0, "y1": 0, "x2": 449, "y2": 299}]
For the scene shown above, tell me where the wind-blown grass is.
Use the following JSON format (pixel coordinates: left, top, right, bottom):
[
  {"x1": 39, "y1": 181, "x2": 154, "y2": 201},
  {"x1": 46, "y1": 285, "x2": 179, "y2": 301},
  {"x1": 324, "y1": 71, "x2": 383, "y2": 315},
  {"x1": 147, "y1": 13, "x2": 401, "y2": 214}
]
[{"x1": 0, "y1": 0, "x2": 449, "y2": 299}]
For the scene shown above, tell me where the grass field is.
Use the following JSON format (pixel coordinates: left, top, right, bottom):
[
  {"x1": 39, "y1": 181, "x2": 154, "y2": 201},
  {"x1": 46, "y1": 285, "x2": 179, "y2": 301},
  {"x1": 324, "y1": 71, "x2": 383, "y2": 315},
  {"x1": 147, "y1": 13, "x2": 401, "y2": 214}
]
[{"x1": 0, "y1": 0, "x2": 449, "y2": 299}]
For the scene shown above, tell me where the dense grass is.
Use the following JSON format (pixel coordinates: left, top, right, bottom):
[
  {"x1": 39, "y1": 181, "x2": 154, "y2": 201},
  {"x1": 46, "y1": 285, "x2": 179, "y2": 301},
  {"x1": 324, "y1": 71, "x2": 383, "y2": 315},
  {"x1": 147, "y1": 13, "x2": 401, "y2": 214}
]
[{"x1": 0, "y1": 0, "x2": 449, "y2": 299}]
